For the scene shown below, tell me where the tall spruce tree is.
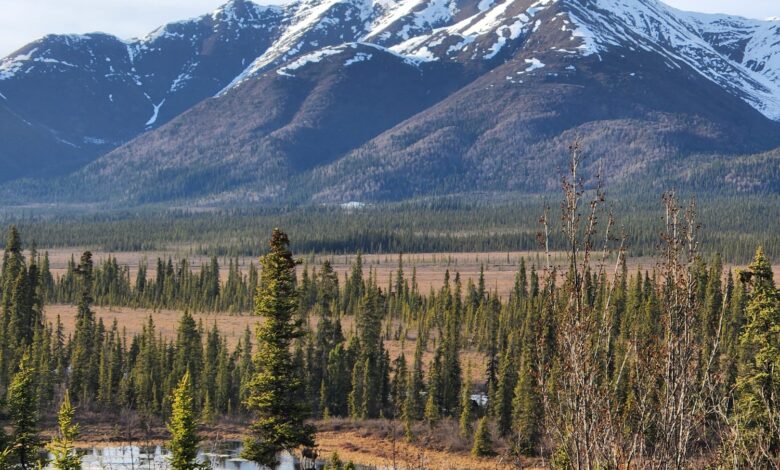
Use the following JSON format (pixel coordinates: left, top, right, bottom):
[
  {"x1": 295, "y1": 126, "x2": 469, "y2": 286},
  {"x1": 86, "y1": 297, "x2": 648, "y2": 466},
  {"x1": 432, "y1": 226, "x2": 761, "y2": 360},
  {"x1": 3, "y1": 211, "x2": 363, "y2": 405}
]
[
  {"x1": 7, "y1": 351, "x2": 42, "y2": 469},
  {"x1": 69, "y1": 251, "x2": 98, "y2": 403},
  {"x1": 243, "y1": 229, "x2": 315, "y2": 466},
  {"x1": 734, "y1": 248, "x2": 780, "y2": 462}
]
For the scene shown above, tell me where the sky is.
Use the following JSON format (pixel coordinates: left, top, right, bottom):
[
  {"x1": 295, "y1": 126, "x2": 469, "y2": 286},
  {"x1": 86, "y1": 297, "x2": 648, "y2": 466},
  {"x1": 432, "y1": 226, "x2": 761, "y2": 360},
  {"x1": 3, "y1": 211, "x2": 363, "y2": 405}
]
[{"x1": 1, "y1": 0, "x2": 779, "y2": 57}]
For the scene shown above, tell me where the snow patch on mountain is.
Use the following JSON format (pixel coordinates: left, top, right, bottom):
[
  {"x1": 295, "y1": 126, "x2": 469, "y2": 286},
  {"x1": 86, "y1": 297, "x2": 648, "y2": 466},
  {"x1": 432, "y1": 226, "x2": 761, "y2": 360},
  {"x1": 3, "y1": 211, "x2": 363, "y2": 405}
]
[
  {"x1": 524, "y1": 57, "x2": 544, "y2": 70},
  {"x1": 392, "y1": 0, "x2": 555, "y2": 60},
  {"x1": 277, "y1": 45, "x2": 346, "y2": 76},
  {"x1": 564, "y1": 0, "x2": 780, "y2": 120},
  {"x1": 344, "y1": 51, "x2": 373, "y2": 65},
  {"x1": 228, "y1": 0, "x2": 364, "y2": 87},
  {"x1": 145, "y1": 99, "x2": 166, "y2": 126},
  {"x1": 0, "y1": 49, "x2": 38, "y2": 80},
  {"x1": 367, "y1": 0, "x2": 458, "y2": 42}
]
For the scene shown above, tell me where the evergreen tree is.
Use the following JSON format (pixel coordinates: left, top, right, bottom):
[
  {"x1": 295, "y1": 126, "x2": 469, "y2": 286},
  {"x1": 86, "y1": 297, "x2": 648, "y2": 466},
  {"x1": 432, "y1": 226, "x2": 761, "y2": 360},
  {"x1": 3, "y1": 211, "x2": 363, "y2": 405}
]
[
  {"x1": 167, "y1": 372, "x2": 205, "y2": 470},
  {"x1": 494, "y1": 343, "x2": 517, "y2": 437},
  {"x1": 390, "y1": 353, "x2": 408, "y2": 416},
  {"x1": 48, "y1": 391, "x2": 81, "y2": 470},
  {"x1": 734, "y1": 248, "x2": 780, "y2": 462},
  {"x1": 403, "y1": 336, "x2": 425, "y2": 424},
  {"x1": 424, "y1": 361, "x2": 441, "y2": 427},
  {"x1": 7, "y1": 351, "x2": 42, "y2": 469},
  {"x1": 243, "y1": 229, "x2": 315, "y2": 467},
  {"x1": 173, "y1": 311, "x2": 204, "y2": 394},
  {"x1": 471, "y1": 417, "x2": 494, "y2": 457},
  {"x1": 512, "y1": 358, "x2": 541, "y2": 456},
  {"x1": 459, "y1": 363, "x2": 474, "y2": 439},
  {"x1": 69, "y1": 251, "x2": 98, "y2": 403}
]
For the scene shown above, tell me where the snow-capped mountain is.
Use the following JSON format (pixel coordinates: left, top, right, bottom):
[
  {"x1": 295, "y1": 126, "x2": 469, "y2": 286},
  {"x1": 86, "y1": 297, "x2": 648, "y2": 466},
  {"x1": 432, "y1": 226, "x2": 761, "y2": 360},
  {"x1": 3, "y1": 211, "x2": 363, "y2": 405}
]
[
  {"x1": 223, "y1": 0, "x2": 780, "y2": 120},
  {"x1": 0, "y1": 0, "x2": 284, "y2": 180},
  {"x1": 1, "y1": 0, "x2": 779, "y2": 203}
]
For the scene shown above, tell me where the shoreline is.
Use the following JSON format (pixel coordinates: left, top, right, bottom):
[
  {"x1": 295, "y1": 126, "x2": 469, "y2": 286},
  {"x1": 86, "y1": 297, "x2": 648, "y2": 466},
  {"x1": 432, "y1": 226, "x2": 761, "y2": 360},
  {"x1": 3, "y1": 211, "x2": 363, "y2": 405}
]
[{"x1": 42, "y1": 416, "x2": 539, "y2": 469}]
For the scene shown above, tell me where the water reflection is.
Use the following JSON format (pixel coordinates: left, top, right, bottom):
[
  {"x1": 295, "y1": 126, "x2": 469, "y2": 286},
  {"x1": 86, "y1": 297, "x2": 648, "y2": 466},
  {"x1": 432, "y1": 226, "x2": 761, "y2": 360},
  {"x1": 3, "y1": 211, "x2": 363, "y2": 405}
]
[{"x1": 44, "y1": 443, "x2": 317, "y2": 470}]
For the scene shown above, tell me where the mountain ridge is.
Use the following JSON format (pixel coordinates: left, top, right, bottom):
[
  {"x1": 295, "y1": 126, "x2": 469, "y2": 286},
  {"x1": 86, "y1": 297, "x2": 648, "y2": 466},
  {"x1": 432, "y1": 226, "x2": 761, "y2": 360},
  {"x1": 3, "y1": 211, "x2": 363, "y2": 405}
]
[{"x1": 1, "y1": 0, "x2": 779, "y2": 206}]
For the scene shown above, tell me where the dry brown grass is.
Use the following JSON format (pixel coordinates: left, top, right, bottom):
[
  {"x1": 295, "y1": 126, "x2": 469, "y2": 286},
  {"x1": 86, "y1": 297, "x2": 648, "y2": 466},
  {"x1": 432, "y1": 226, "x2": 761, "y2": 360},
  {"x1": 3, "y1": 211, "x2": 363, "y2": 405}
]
[
  {"x1": 45, "y1": 304, "x2": 260, "y2": 349},
  {"x1": 314, "y1": 418, "x2": 543, "y2": 470}
]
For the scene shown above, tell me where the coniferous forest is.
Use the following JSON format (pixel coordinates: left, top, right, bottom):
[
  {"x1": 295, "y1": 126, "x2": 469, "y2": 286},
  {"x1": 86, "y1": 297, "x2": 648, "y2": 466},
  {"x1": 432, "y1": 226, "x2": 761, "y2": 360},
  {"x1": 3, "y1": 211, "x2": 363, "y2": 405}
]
[{"x1": 1, "y1": 157, "x2": 779, "y2": 469}]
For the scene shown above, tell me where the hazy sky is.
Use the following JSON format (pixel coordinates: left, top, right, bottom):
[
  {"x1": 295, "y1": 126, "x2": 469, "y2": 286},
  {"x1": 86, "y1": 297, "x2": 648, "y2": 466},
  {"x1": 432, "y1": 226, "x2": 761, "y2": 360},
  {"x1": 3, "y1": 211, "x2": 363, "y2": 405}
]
[{"x1": 1, "y1": 0, "x2": 778, "y2": 57}]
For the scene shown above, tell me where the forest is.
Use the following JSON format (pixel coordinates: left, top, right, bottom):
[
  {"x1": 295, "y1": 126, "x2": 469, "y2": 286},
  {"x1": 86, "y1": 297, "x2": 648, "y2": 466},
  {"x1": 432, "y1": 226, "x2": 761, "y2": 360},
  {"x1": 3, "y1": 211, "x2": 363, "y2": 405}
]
[
  {"x1": 3, "y1": 191, "x2": 780, "y2": 263},
  {"x1": 0, "y1": 155, "x2": 779, "y2": 469}
]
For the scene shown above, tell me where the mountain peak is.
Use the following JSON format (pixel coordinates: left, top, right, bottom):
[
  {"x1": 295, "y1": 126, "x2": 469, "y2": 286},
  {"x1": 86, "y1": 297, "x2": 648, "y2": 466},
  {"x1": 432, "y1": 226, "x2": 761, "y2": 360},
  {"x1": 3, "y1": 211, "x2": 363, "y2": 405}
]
[
  {"x1": 210, "y1": 0, "x2": 284, "y2": 22},
  {"x1": 2, "y1": 0, "x2": 780, "y2": 197}
]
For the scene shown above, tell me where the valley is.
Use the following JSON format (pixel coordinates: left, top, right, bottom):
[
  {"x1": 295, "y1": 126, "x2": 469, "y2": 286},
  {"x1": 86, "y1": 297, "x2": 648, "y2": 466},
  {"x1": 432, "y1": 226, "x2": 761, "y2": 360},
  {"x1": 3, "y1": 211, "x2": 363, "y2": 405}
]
[{"x1": 1, "y1": 0, "x2": 780, "y2": 467}]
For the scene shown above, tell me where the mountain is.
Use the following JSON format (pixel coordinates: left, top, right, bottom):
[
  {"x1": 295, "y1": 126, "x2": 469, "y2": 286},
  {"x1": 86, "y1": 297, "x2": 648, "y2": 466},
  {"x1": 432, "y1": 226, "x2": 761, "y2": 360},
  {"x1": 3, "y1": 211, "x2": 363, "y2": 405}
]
[
  {"x1": 0, "y1": 0, "x2": 285, "y2": 181},
  {"x1": 1, "y1": 0, "x2": 780, "y2": 205}
]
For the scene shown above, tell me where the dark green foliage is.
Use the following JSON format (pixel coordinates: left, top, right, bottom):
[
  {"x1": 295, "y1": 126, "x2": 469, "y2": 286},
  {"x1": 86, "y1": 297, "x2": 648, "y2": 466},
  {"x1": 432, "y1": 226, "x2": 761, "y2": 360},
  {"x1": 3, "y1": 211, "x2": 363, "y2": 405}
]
[
  {"x1": 5, "y1": 196, "x2": 780, "y2": 263},
  {"x1": 69, "y1": 251, "x2": 98, "y2": 402},
  {"x1": 7, "y1": 351, "x2": 43, "y2": 469},
  {"x1": 242, "y1": 229, "x2": 315, "y2": 467}
]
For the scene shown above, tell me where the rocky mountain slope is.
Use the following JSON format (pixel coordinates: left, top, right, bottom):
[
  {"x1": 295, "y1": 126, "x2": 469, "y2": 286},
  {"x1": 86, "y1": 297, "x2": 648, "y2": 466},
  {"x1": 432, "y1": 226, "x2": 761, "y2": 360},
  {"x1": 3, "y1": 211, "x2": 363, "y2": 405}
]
[{"x1": 1, "y1": 0, "x2": 779, "y2": 204}]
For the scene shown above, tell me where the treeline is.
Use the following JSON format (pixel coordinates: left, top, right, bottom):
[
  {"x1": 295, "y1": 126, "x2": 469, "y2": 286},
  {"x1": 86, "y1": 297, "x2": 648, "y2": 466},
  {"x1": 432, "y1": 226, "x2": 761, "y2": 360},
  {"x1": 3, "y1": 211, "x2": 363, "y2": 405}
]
[
  {"x1": 46, "y1": 254, "x2": 256, "y2": 313},
  {"x1": 4, "y1": 193, "x2": 780, "y2": 262}
]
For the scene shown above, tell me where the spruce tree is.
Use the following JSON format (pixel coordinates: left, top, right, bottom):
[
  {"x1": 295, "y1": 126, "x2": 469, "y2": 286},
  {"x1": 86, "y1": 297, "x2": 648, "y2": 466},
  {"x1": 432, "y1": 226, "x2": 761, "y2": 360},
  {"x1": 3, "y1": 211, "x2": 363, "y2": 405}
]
[
  {"x1": 48, "y1": 391, "x2": 81, "y2": 470},
  {"x1": 69, "y1": 251, "x2": 97, "y2": 402},
  {"x1": 390, "y1": 353, "x2": 408, "y2": 416},
  {"x1": 424, "y1": 365, "x2": 441, "y2": 427},
  {"x1": 167, "y1": 372, "x2": 205, "y2": 470},
  {"x1": 243, "y1": 229, "x2": 315, "y2": 467},
  {"x1": 7, "y1": 351, "x2": 42, "y2": 469},
  {"x1": 173, "y1": 311, "x2": 204, "y2": 394},
  {"x1": 459, "y1": 364, "x2": 474, "y2": 439},
  {"x1": 512, "y1": 359, "x2": 540, "y2": 456},
  {"x1": 494, "y1": 345, "x2": 517, "y2": 437},
  {"x1": 734, "y1": 248, "x2": 780, "y2": 461},
  {"x1": 471, "y1": 416, "x2": 494, "y2": 457}
]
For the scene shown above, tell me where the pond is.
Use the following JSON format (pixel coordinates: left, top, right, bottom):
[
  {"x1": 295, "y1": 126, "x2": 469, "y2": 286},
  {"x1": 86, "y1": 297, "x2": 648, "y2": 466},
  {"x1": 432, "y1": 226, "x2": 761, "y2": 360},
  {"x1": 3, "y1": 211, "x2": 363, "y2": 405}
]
[{"x1": 42, "y1": 442, "x2": 358, "y2": 470}]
